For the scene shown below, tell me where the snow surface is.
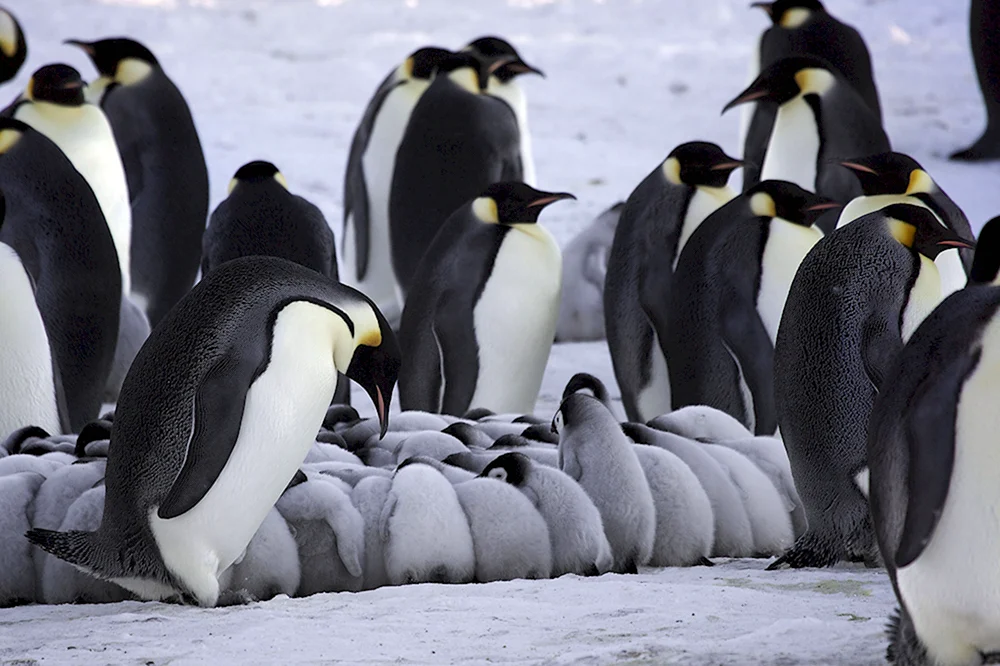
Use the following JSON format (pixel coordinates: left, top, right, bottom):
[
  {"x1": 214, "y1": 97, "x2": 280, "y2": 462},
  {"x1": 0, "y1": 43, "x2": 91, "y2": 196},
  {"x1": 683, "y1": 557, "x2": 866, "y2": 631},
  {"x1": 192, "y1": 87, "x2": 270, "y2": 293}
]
[{"x1": 2, "y1": 0, "x2": 993, "y2": 662}]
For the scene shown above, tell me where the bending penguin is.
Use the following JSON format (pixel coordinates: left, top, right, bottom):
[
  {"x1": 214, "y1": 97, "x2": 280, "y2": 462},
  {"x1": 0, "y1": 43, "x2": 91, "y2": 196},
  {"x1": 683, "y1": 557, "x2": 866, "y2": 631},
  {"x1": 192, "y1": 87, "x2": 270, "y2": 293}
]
[
  {"x1": 27, "y1": 256, "x2": 400, "y2": 608},
  {"x1": 951, "y1": 0, "x2": 1000, "y2": 161},
  {"x1": 398, "y1": 181, "x2": 572, "y2": 416},
  {"x1": 667, "y1": 180, "x2": 835, "y2": 435},
  {"x1": 771, "y1": 204, "x2": 975, "y2": 568},
  {"x1": 604, "y1": 141, "x2": 742, "y2": 422},
  {"x1": 343, "y1": 46, "x2": 452, "y2": 326},
  {"x1": 66, "y1": 37, "x2": 210, "y2": 327},
  {"x1": 0, "y1": 7, "x2": 25, "y2": 85},
  {"x1": 869, "y1": 217, "x2": 1000, "y2": 666}
]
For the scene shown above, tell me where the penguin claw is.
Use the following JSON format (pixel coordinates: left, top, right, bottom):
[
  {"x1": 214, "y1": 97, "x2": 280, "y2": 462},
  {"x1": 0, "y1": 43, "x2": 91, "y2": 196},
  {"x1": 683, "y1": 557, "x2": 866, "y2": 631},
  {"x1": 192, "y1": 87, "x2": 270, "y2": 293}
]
[{"x1": 695, "y1": 556, "x2": 715, "y2": 567}]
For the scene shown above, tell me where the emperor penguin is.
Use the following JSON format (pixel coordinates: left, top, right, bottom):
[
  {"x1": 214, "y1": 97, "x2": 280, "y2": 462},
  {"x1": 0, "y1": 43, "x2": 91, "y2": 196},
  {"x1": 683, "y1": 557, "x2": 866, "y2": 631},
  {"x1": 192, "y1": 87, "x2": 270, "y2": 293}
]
[
  {"x1": 869, "y1": 217, "x2": 1000, "y2": 665},
  {"x1": 398, "y1": 182, "x2": 572, "y2": 416},
  {"x1": 742, "y1": 0, "x2": 880, "y2": 190},
  {"x1": 723, "y1": 56, "x2": 889, "y2": 204},
  {"x1": 770, "y1": 204, "x2": 975, "y2": 569},
  {"x1": 666, "y1": 181, "x2": 835, "y2": 435},
  {"x1": 0, "y1": 118, "x2": 121, "y2": 431},
  {"x1": 204, "y1": 160, "x2": 350, "y2": 404},
  {"x1": 838, "y1": 152, "x2": 974, "y2": 297},
  {"x1": 0, "y1": 7, "x2": 25, "y2": 85},
  {"x1": 343, "y1": 46, "x2": 452, "y2": 326},
  {"x1": 27, "y1": 256, "x2": 400, "y2": 607},
  {"x1": 66, "y1": 37, "x2": 209, "y2": 327},
  {"x1": 604, "y1": 141, "x2": 742, "y2": 422},
  {"x1": 951, "y1": 0, "x2": 1000, "y2": 161},
  {"x1": 464, "y1": 36, "x2": 543, "y2": 186},
  {"x1": 389, "y1": 50, "x2": 523, "y2": 294},
  {"x1": 481, "y1": 452, "x2": 614, "y2": 577},
  {"x1": 555, "y1": 392, "x2": 655, "y2": 573}
]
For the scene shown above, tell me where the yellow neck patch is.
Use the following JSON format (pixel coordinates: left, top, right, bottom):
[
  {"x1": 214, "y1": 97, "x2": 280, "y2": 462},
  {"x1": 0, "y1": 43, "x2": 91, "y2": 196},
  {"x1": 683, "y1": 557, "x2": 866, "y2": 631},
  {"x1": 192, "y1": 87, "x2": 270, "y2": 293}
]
[
  {"x1": 0, "y1": 12, "x2": 18, "y2": 58},
  {"x1": 115, "y1": 58, "x2": 153, "y2": 86},
  {"x1": 0, "y1": 127, "x2": 21, "y2": 154},
  {"x1": 779, "y1": 7, "x2": 812, "y2": 28},
  {"x1": 448, "y1": 67, "x2": 480, "y2": 94},
  {"x1": 661, "y1": 157, "x2": 682, "y2": 185},
  {"x1": 273, "y1": 172, "x2": 289, "y2": 190},
  {"x1": 750, "y1": 192, "x2": 777, "y2": 218},
  {"x1": 887, "y1": 218, "x2": 916, "y2": 248},
  {"x1": 906, "y1": 169, "x2": 934, "y2": 195},
  {"x1": 472, "y1": 197, "x2": 499, "y2": 223},
  {"x1": 357, "y1": 328, "x2": 382, "y2": 348},
  {"x1": 793, "y1": 68, "x2": 835, "y2": 96}
]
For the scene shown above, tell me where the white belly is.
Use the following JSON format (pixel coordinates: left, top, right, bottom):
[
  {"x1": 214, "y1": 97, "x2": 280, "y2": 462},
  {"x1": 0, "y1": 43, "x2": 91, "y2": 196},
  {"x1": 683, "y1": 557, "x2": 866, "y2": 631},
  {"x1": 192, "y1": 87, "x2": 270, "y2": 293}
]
[
  {"x1": 469, "y1": 225, "x2": 561, "y2": 414},
  {"x1": 900, "y1": 255, "x2": 942, "y2": 343},
  {"x1": 637, "y1": 328, "x2": 671, "y2": 422},
  {"x1": 760, "y1": 97, "x2": 820, "y2": 193},
  {"x1": 673, "y1": 185, "x2": 735, "y2": 269},
  {"x1": 351, "y1": 82, "x2": 427, "y2": 314},
  {"x1": 489, "y1": 80, "x2": 535, "y2": 186},
  {"x1": 757, "y1": 218, "x2": 824, "y2": 344},
  {"x1": 149, "y1": 301, "x2": 341, "y2": 606},
  {"x1": 0, "y1": 244, "x2": 61, "y2": 436},
  {"x1": 897, "y1": 320, "x2": 1000, "y2": 665}
]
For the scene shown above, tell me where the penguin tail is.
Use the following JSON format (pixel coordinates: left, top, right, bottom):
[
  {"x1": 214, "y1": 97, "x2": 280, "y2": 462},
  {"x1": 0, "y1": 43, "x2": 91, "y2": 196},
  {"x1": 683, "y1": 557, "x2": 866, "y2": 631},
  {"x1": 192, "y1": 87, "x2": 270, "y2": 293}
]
[{"x1": 25, "y1": 528, "x2": 102, "y2": 573}]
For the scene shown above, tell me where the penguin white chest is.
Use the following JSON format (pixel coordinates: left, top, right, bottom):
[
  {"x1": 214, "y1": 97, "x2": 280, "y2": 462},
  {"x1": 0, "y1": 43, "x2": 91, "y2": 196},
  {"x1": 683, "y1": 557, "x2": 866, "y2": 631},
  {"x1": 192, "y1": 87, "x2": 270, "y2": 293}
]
[
  {"x1": 896, "y1": 323, "x2": 1000, "y2": 664},
  {"x1": 761, "y1": 96, "x2": 820, "y2": 193},
  {"x1": 0, "y1": 243, "x2": 61, "y2": 436},
  {"x1": 900, "y1": 255, "x2": 942, "y2": 343},
  {"x1": 148, "y1": 302, "x2": 342, "y2": 606},
  {"x1": 673, "y1": 185, "x2": 734, "y2": 269},
  {"x1": 469, "y1": 225, "x2": 561, "y2": 414},
  {"x1": 489, "y1": 80, "x2": 535, "y2": 186},
  {"x1": 757, "y1": 219, "x2": 823, "y2": 344}
]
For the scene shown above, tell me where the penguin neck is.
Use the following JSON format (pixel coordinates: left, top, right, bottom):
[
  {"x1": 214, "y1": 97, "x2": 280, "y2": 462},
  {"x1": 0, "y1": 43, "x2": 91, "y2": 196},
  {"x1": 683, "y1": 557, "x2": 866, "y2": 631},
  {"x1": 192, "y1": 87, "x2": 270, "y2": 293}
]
[
  {"x1": 673, "y1": 185, "x2": 735, "y2": 269},
  {"x1": 757, "y1": 217, "x2": 824, "y2": 344},
  {"x1": 837, "y1": 194, "x2": 932, "y2": 229},
  {"x1": 447, "y1": 68, "x2": 480, "y2": 95},
  {"x1": 760, "y1": 95, "x2": 821, "y2": 192},
  {"x1": 21, "y1": 100, "x2": 88, "y2": 123},
  {"x1": 901, "y1": 254, "x2": 943, "y2": 343}
]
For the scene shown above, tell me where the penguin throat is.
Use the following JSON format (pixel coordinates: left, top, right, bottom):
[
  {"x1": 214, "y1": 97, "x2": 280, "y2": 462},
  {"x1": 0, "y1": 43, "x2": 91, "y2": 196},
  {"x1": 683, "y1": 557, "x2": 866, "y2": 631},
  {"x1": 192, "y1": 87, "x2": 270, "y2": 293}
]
[
  {"x1": 115, "y1": 58, "x2": 154, "y2": 86},
  {"x1": 27, "y1": 101, "x2": 86, "y2": 119},
  {"x1": 779, "y1": 8, "x2": 812, "y2": 28},
  {"x1": 887, "y1": 219, "x2": 916, "y2": 248},
  {"x1": 447, "y1": 68, "x2": 480, "y2": 95}
]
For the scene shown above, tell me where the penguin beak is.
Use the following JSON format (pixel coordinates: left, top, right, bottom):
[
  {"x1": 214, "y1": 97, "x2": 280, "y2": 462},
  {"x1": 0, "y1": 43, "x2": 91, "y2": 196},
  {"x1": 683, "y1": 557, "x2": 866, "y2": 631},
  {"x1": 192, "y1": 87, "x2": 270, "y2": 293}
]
[
  {"x1": 375, "y1": 386, "x2": 389, "y2": 439},
  {"x1": 750, "y1": 1, "x2": 774, "y2": 17},
  {"x1": 722, "y1": 86, "x2": 771, "y2": 114},
  {"x1": 937, "y1": 237, "x2": 976, "y2": 250},
  {"x1": 505, "y1": 59, "x2": 545, "y2": 78},
  {"x1": 487, "y1": 55, "x2": 518, "y2": 75},
  {"x1": 709, "y1": 160, "x2": 745, "y2": 172},
  {"x1": 804, "y1": 202, "x2": 843, "y2": 212},
  {"x1": 527, "y1": 192, "x2": 576, "y2": 208},
  {"x1": 839, "y1": 161, "x2": 879, "y2": 175},
  {"x1": 64, "y1": 39, "x2": 95, "y2": 56}
]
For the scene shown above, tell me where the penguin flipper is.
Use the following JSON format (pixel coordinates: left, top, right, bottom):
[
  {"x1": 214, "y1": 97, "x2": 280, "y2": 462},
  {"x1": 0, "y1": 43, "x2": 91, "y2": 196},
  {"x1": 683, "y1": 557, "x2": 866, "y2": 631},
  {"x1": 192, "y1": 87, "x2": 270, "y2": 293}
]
[
  {"x1": 101, "y1": 90, "x2": 145, "y2": 202},
  {"x1": 721, "y1": 304, "x2": 777, "y2": 435},
  {"x1": 860, "y1": 319, "x2": 903, "y2": 393},
  {"x1": 437, "y1": 290, "x2": 480, "y2": 417},
  {"x1": 895, "y1": 347, "x2": 980, "y2": 569}
]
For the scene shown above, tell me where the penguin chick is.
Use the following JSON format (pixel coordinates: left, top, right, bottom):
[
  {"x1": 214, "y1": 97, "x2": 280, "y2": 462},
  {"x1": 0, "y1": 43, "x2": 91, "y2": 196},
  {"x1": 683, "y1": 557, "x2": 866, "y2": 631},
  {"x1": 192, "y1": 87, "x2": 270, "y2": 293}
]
[
  {"x1": 0, "y1": 472, "x2": 44, "y2": 606},
  {"x1": 394, "y1": 431, "x2": 468, "y2": 464},
  {"x1": 220, "y1": 507, "x2": 300, "y2": 604},
  {"x1": 350, "y1": 475, "x2": 392, "y2": 590},
  {"x1": 648, "y1": 406, "x2": 753, "y2": 443},
  {"x1": 397, "y1": 456, "x2": 476, "y2": 485}
]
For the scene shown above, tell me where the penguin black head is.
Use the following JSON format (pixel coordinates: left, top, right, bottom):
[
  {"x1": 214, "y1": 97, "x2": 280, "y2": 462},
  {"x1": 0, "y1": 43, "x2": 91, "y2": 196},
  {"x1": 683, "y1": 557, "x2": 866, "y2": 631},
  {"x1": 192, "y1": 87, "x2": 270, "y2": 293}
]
[
  {"x1": 343, "y1": 304, "x2": 401, "y2": 439},
  {"x1": 404, "y1": 46, "x2": 453, "y2": 80},
  {"x1": 65, "y1": 37, "x2": 158, "y2": 83},
  {"x1": 0, "y1": 7, "x2": 26, "y2": 85},
  {"x1": 745, "y1": 180, "x2": 841, "y2": 227},
  {"x1": 227, "y1": 160, "x2": 288, "y2": 194},
  {"x1": 663, "y1": 142, "x2": 743, "y2": 188},
  {"x1": 552, "y1": 392, "x2": 612, "y2": 436},
  {"x1": 465, "y1": 36, "x2": 544, "y2": 82},
  {"x1": 970, "y1": 217, "x2": 1000, "y2": 285},
  {"x1": 562, "y1": 372, "x2": 611, "y2": 404},
  {"x1": 473, "y1": 182, "x2": 576, "y2": 225},
  {"x1": 480, "y1": 451, "x2": 531, "y2": 486},
  {"x1": 839, "y1": 152, "x2": 935, "y2": 197},
  {"x1": 722, "y1": 56, "x2": 836, "y2": 112},
  {"x1": 437, "y1": 50, "x2": 512, "y2": 92},
  {"x1": 26, "y1": 64, "x2": 86, "y2": 106},
  {"x1": 881, "y1": 203, "x2": 975, "y2": 261},
  {"x1": 751, "y1": 0, "x2": 824, "y2": 28}
]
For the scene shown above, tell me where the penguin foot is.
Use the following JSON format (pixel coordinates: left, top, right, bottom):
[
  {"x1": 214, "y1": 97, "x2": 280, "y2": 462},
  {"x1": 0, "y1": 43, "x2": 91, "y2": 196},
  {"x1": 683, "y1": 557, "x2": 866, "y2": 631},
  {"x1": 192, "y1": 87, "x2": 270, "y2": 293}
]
[
  {"x1": 765, "y1": 540, "x2": 840, "y2": 570},
  {"x1": 885, "y1": 608, "x2": 931, "y2": 665},
  {"x1": 950, "y1": 132, "x2": 1000, "y2": 161},
  {"x1": 695, "y1": 556, "x2": 715, "y2": 567}
]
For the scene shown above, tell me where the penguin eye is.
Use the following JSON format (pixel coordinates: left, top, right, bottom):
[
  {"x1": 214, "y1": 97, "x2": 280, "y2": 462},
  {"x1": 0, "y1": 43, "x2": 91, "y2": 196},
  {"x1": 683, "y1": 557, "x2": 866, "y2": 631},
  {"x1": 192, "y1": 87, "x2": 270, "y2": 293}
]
[
  {"x1": 488, "y1": 468, "x2": 507, "y2": 482},
  {"x1": 552, "y1": 412, "x2": 564, "y2": 434}
]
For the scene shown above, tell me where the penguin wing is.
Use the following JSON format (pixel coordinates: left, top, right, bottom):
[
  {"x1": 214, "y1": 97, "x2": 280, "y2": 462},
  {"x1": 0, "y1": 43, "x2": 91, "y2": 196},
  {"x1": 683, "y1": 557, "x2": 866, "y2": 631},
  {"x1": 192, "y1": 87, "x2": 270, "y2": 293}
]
[
  {"x1": 437, "y1": 288, "x2": 481, "y2": 417},
  {"x1": 101, "y1": 91, "x2": 145, "y2": 202},
  {"x1": 720, "y1": 291, "x2": 777, "y2": 435},
  {"x1": 895, "y1": 347, "x2": 981, "y2": 568},
  {"x1": 157, "y1": 328, "x2": 272, "y2": 520},
  {"x1": 860, "y1": 318, "x2": 903, "y2": 392}
]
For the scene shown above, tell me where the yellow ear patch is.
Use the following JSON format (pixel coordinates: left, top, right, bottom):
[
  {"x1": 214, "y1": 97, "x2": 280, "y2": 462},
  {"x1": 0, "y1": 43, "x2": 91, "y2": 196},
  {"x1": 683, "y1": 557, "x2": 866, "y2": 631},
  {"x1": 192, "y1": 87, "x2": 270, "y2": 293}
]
[
  {"x1": 750, "y1": 192, "x2": 777, "y2": 217},
  {"x1": 0, "y1": 127, "x2": 21, "y2": 154},
  {"x1": 906, "y1": 169, "x2": 934, "y2": 195},
  {"x1": 357, "y1": 328, "x2": 382, "y2": 348},
  {"x1": 273, "y1": 172, "x2": 289, "y2": 190},
  {"x1": 227, "y1": 177, "x2": 238, "y2": 195},
  {"x1": 888, "y1": 218, "x2": 916, "y2": 248},
  {"x1": 0, "y1": 12, "x2": 17, "y2": 58},
  {"x1": 662, "y1": 157, "x2": 682, "y2": 185},
  {"x1": 402, "y1": 56, "x2": 415, "y2": 80},
  {"x1": 779, "y1": 7, "x2": 812, "y2": 28},
  {"x1": 115, "y1": 58, "x2": 153, "y2": 86},
  {"x1": 794, "y1": 68, "x2": 835, "y2": 96},
  {"x1": 448, "y1": 67, "x2": 479, "y2": 94},
  {"x1": 472, "y1": 197, "x2": 499, "y2": 223},
  {"x1": 23, "y1": 78, "x2": 33, "y2": 101}
]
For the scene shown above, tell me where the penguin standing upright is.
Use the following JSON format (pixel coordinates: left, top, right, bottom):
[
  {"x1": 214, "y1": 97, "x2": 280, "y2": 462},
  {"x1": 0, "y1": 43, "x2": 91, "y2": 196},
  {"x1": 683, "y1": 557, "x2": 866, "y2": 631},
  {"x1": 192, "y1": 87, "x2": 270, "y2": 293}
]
[
  {"x1": 0, "y1": 119, "x2": 121, "y2": 431},
  {"x1": 343, "y1": 46, "x2": 452, "y2": 326},
  {"x1": 770, "y1": 204, "x2": 974, "y2": 568},
  {"x1": 0, "y1": 7, "x2": 26, "y2": 85},
  {"x1": 389, "y1": 51, "x2": 523, "y2": 294},
  {"x1": 724, "y1": 56, "x2": 889, "y2": 204},
  {"x1": 869, "y1": 218, "x2": 1000, "y2": 665},
  {"x1": 604, "y1": 142, "x2": 742, "y2": 422},
  {"x1": 667, "y1": 181, "x2": 835, "y2": 435},
  {"x1": 464, "y1": 36, "x2": 543, "y2": 186},
  {"x1": 27, "y1": 256, "x2": 400, "y2": 608},
  {"x1": 742, "y1": 0, "x2": 880, "y2": 190},
  {"x1": 398, "y1": 182, "x2": 572, "y2": 416},
  {"x1": 67, "y1": 37, "x2": 210, "y2": 327},
  {"x1": 952, "y1": 0, "x2": 1000, "y2": 160}
]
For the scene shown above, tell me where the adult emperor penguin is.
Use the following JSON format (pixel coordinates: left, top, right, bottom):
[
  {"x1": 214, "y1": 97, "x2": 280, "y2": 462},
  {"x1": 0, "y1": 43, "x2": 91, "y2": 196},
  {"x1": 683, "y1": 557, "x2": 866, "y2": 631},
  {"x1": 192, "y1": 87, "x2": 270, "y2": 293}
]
[
  {"x1": 770, "y1": 204, "x2": 975, "y2": 569},
  {"x1": 838, "y1": 152, "x2": 974, "y2": 297},
  {"x1": 0, "y1": 7, "x2": 26, "y2": 85},
  {"x1": 604, "y1": 142, "x2": 742, "y2": 422},
  {"x1": 666, "y1": 181, "x2": 835, "y2": 435},
  {"x1": 869, "y1": 217, "x2": 1000, "y2": 666},
  {"x1": 398, "y1": 181, "x2": 571, "y2": 416},
  {"x1": 27, "y1": 256, "x2": 400, "y2": 607},
  {"x1": 464, "y1": 36, "x2": 543, "y2": 186},
  {"x1": 343, "y1": 46, "x2": 452, "y2": 326},
  {"x1": 389, "y1": 50, "x2": 523, "y2": 294},
  {"x1": 723, "y1": 56, "x2": 889, "y2": 204},
  {"x1": 741, "y1": 0, "x2": 880, "y2": 190},
  {"x1": 0, "y1": 118, "x2": 121, "y2": 431},
  {"x1": 66, "y1": 37, "x2": 210, "y2": 327},
  {"x1": 952, "y1": 0, "x2": 1000, "y2": 160}
]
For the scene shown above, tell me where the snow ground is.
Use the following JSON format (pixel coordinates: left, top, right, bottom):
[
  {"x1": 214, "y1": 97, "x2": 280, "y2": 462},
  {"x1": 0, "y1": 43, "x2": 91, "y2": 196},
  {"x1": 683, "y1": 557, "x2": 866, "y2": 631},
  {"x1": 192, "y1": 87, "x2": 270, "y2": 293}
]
[{"x1": 0, "y1": 0, "x2": 989, "y2": 662}]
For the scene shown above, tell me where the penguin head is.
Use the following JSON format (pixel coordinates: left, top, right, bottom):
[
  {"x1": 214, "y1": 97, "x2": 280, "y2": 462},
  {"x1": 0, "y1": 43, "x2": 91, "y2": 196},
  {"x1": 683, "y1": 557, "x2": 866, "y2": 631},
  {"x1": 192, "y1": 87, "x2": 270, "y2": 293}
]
[
  {"x1": 65, "y1": 37, "x2": 158, "y2": 86},
  {"x1": 472, "y1": 182, "x2": 575, "y2": 225},
  {"x1": 437, "y1": 51, "x2": 510, "y2": 93},
  {"x1": 25, "y1": 64, "x2": 86, "y2": 107},
  {"x1": 552, "y1": 392, "x2": 615, "y2": 438},
  {"x1": 751, "y1": 0, "x2": 824, "y2": 28},
  {"x1": 722, "y1": 56, "x2": 836, "y2": 112},
  {"x1": 0, "y1": 117, "x2": 27, "y2": 156},
  {"x1": 402, "y1": 46, "x2": 453, "y2": 81},
  {"x1": 464, "y1": 36, "x2": 544, "y2": 82},
  {"x1": 480, "y1": 451, "x2": 531, "y2": 486},
  {"x1": 745, "y1": 180, "x2": 840, "y2": 227},
  {"x1": 881, "y1": 203, "x2": 975, "y2": 261},
  {"x1": 662, "y1": 142, "x2": 743, "y2": 188},
  {"x1": 0, "y1": 8, "x2": 26, "y2": 85},
  {"x1": 839, "y1": 152, "x2": 931, "y2": 197},
  {"x1": 970, "y1": 217, "x2": 1000, "y2": 285},
  {"x1": 227, "y1": 160, "x2": 289, "y2": 195},
  {"x1": 562, "y1": 372, "x2": 611, "y2": 404},
  {"x1": 341, "y1": 301, "x2": 401, "y2": 439}
]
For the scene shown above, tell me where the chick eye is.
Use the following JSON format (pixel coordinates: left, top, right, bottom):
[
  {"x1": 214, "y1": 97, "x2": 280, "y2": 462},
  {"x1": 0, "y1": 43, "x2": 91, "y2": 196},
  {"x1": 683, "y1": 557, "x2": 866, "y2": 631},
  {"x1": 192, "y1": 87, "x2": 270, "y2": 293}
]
[
  {"x1": 552, "y1": 412, "x2": 564, "y2": 434},
  {"x1": 488, "y1": 468, "x2": 507, "y2": 482}
]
